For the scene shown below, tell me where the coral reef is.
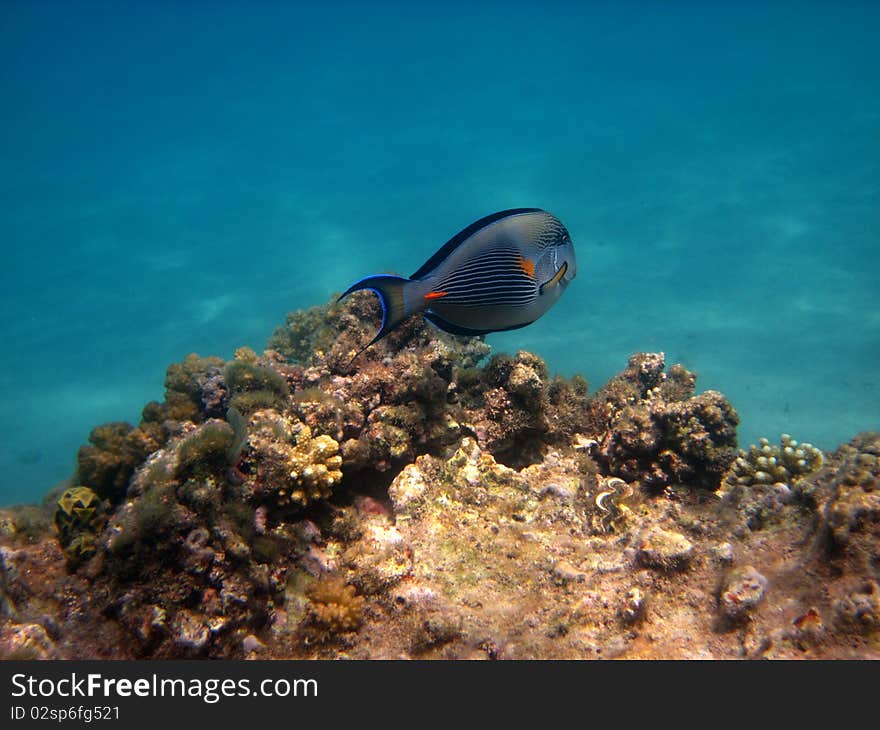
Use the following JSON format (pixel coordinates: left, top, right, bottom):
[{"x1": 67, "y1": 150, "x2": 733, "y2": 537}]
[{"x1": 1, "y1": 293, "x2": 878, "y2": 659}]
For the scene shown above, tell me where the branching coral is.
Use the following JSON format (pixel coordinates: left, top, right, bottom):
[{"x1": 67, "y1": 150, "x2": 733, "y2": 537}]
[
  {"x1": 245, "y1": 409, "x2": 343, "y2": 510},
  {"x1": 728, "y1": 434, "x2": 823, "y2": 487},
  {"x1": 303, "y1": 573, "x2": 364, "y2": 640}
]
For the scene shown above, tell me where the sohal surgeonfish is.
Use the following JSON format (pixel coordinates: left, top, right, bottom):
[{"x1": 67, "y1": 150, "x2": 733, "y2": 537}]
[{"x1": 339, "y1": 208, "x2": 577, "y2": 359}]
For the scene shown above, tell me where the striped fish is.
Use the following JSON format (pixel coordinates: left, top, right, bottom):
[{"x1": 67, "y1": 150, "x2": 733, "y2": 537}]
[{"x1": 339, "y1": 208, "x2": 576, "y2": 358}]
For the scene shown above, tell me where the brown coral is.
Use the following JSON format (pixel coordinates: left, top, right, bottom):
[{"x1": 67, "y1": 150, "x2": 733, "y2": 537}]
[
  {"x1": 593, "y1": 353, "x2": 739, "y2": 490},
  {"x1": 303, "y1": 574, "x2": 364, "y2": 640},
  {"x1": 76, "y1": 422, "x2": 163, "y2": 503},
  {"x1": 461, "y1": 351, "x2": 551, "y2": 467}
]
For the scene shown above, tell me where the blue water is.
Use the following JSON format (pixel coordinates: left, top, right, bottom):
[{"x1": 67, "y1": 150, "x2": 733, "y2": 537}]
[{"x1": 1, "y1": 1, "x2": 878, "y2": 506}]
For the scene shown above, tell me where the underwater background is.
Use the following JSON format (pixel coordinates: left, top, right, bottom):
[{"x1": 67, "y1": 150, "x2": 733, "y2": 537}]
[{"x1": 0, "y1": 0, "x2": 877, "y2": 506}]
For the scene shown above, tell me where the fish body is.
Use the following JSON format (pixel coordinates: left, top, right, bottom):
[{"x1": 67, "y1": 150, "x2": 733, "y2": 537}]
[{"x1": 339, "y1": 208, "x2": 576, "y2": 357}]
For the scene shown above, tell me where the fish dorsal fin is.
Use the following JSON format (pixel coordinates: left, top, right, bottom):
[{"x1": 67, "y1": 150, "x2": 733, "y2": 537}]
[{"x1": 410, "y1": 208, "x2": 544, "y2": 280}]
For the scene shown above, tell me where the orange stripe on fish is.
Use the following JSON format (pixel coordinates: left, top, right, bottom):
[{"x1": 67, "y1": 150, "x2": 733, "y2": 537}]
[
  {"x1": 518, "y1": 256, "x2": 535, "y2": 278},
  {"x1": 424, "y1": 291, "x2": 448, "y2": 300}
]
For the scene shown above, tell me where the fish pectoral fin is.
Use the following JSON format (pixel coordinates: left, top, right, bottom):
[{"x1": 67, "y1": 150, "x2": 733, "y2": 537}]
[
  {"x1": 424, "y1": 291, "x2": 448, "y2": 301},
  {"x1": 539, "y1": 261, "x2": 567, "y2": 295}
]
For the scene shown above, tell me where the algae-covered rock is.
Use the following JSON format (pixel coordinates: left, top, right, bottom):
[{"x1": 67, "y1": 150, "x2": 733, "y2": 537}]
[
  {"x1": 0, "y1": 622, "x2": 59, "y2": 660},
  {"x1": 460, "y1": 351, "x2": 553, "y2": 467},
  {"x1": 817, "y1": 433, "x2": 880, "y2": 552},
  {"x1": 719, "y1": 565, "x2": 768, "y2": 620},
  {"x1": 594, "y1": 353, "x2": 739, "y2": 490},
  {"x1": 76, "y1": 422, "x2": 163, "y2": 503},
  {"x1": 224, "y1": 353, "x2": 289, "y2": 414},
  {"x1": 176, "y1": 419, "x2": 236, "y2": 478},
  {"x1": 636, "y1": 527, "x2": 695, "y2": 571},
  {"x1": 832, "y1": 580, "x2": 880, "y2": 634},
  {"x1": 144, "y1": 353, "x2": 227, "y2": 423}
]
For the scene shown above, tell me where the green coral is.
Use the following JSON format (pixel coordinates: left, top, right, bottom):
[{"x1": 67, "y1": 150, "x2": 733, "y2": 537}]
[
  {"x1": 267, "y1": 304, "x2": 337, "y2": 364},
  {"x1": 223, "y1": 356, "x2": 289, "y2": 414},
  {"x1": 225, "y1": 406, "x2": 248, "y2": 464},
  {"x1": 54, "y1": 486, "x2": 104, "y2": 566},
  {"x1": 177, "y1": 420, "x2": 236, "y2": 478},
  {"x1": 729, "y1": 434, "x2": 823, "y2": 487}
]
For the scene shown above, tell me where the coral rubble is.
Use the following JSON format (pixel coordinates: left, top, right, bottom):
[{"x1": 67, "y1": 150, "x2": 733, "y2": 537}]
[{"x1": 1, "y1": 292, "x2": 878, "y2": 659}]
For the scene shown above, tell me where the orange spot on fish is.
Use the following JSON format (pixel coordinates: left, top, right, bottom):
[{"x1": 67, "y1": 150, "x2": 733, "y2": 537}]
[
  {"x1": 424, "y1": 291, "x2": 448, "y2": 300},
  {"x1": 518, "y1": 257, "x2": 535, "y2": 278}
]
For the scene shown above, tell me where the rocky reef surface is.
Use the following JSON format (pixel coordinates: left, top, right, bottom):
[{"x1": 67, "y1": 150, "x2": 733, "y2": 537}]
[{"x1": 1, "y1": 293, "x2": 878, "y2": 659}]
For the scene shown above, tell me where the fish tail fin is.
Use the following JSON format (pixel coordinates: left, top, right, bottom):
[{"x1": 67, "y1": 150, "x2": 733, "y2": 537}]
[{"x1": 337, "y1": 274, "x2": 415, "y2": 362}]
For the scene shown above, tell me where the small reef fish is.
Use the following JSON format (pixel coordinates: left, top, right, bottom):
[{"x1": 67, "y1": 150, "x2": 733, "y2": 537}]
[{"x1": 339, "y1": 208, "x2": 577, "y2": 358}]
